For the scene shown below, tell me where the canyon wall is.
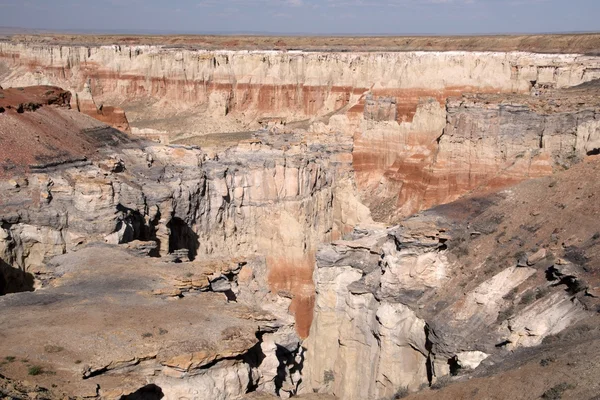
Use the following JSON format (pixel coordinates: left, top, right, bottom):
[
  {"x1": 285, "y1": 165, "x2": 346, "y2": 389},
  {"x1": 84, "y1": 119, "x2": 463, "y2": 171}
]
[
  {"x1": 0, "y1": 93, "x2": 369, "y2": 339},
  {"x1": 303, "y1": 154, "x2": 600, "y2": 398},
  {"x1": 2, "y1": 43, "x2": 600, "y2": 219},
  {"x1": 0, "y1": 92, "x2": 373, "y2": 397},
  {"x1": 2, "y1": 44, "x2": 600, "y2": 399}
]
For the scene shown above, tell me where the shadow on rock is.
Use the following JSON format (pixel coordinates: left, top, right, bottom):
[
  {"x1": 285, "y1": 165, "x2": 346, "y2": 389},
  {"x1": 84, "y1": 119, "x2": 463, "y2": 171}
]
[
  {"x1": 120, "y1": 384, "x2": 164, "y2": 400},
  {"x1": 167, "y1": 217, "x2": 200, "y2": 261},
  {"x1": 0, "y1": 258, "x2": 35, "y2": 296}
]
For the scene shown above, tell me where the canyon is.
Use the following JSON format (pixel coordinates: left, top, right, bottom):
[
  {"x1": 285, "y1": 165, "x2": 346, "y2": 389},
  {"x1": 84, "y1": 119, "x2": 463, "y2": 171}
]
[{"x1": 0, "y1": 34, "x2": 600, "y2": 400}]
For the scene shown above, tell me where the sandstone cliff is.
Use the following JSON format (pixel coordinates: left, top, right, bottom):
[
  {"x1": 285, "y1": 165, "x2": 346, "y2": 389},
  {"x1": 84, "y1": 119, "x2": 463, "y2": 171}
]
[
  {"x1": 304, "y1": 157, "x2": 600, "y2": 399},
  {"x1": 2, "y1": 39, "x2": 600, "y2": 399},
  {"x1": 0, "y1": 90, "x2": 370, "y2": 339},
  {"x1": 0, "y1": 87, "x2": 373, "y2": 398},
  {"x1": 2, "y1": 43, "x2": 600, "y2": 219}
]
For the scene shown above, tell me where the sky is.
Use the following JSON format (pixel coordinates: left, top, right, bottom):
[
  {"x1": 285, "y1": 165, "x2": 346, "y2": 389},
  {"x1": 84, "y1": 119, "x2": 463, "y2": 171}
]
[{"x1": 0, "y1": 0, "x2": 598, "y2": 35}]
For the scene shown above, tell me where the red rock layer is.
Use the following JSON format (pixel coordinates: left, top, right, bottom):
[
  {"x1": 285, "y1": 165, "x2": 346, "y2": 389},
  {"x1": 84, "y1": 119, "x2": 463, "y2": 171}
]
[
  {"x1": 0, "y1": 86, "x2": 134, "y2": 177},
  {"x1": 267, "y1": 254, "x2": 316, "y2": 338},
  {"x1": 0, "y1": 85, "x2": 71, "y2": 111},
  {"x1": 76, "y1": 98, "x2": 131, "y2": 133}
]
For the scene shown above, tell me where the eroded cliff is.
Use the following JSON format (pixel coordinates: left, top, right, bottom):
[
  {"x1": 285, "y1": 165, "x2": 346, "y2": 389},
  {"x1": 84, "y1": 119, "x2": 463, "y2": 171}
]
[
  {"x1": 2, "y1": 43, "x2": 600, "y2": 220},
  {"x1": 0, "y1": 88, "x2": 369, "y2": 398},
  {"x1": 304, "y1": 157, "x2": 600, "y2": 399},
  {"x1": 1, "y1": 38, "x2": 600, "y2": 400}
]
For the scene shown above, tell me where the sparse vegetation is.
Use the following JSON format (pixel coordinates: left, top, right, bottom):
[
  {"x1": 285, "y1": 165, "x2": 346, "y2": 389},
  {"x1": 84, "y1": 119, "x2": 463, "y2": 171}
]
[
  {"x1": 519, "y1": 290, "x2": 536, "y2": 305},
  {"x1": 323, "y1": 370, "x2": 335, "y2": 384},
  {"x1": 564, "y1": 246, "x2": 588, "y2": 266},
  {"x1": 536, "y1": 287, "x2": 550, "y2": 300},
  {"x1": 540, "y1": 356, "x2": 556, "y2": 367},
  {"x1": 4, "y1": 356, "x2": 16, "y2": 362},
  {"x1": 450, "y1": 231, "x2": 471, "y2": 257},
  {"x1": 496, "y1": 305, "x2": 515, "y2": 323},
  {"x1": 503, "y1": 287, "x2": 519, "y2": 301},
  {"x1": 44, "y1": 345, "x2": 64, "y2": 353},
  {"x1": 541, "y1": 382, "x2": 575, "y2": 399},
  {"x1": 141, "y1": 332, "x2": 153, "y2": 338},
  {"x1": 472, "y1": 213, "x2": 504, "y2": 234},
  {"x1": 28, "y1": 365, "x2": 43, "y2": 376},
  {"x1": 543, "y1": 324, "x2": 593, "y2": 345},
  {"x1": 430, "y1": 375, "x2": 451, "y2": 390},
  {"x1": 390, "y1": 386, "x2": 409, "y2": 399},
  {"x1": 520, "y1": 223, "x2": 541, "y2": 233},
  {"x1": 514, "y1": 250, "x2": 527, "y2": 261}
]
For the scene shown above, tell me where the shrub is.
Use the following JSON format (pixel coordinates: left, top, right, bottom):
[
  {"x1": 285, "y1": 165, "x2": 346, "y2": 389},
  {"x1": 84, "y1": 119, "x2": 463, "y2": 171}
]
[
  {"x1": 541, "y1": 383, "x2": 575, "y2": 399},
  {"x1": 28, "y1": 365, "x2": 43, "y2": 376},
  {"x1": 520, "y1": 290, "x2": 536, "y2": 305},
  {"x1": 392, "y1": 387, "x2": 409, "y2": 399},
  {"x1": 496, "y1": 305, "x2": 515, "y2": 323},
  {"x1": 323, "y1": 370, "x2": 335, "y2": 384},
  {"x1": 431, "y1": 375, "x2": 451, "y2": 390},
  {"x1": 536, "y1": 287, "x2": 550, "y2": 300},
  {"x1": 503, "y1": 287, "x2": 519, "y2": 301},
  {"x1": 4, "y1": 356, "x2": 15, "y2": 362},
  {"x1": 44, "y1": 345, "x2": 64, "y2": 353},
  {"x1": 540, "y1": 356, "x2": 556, "y2": 367}
]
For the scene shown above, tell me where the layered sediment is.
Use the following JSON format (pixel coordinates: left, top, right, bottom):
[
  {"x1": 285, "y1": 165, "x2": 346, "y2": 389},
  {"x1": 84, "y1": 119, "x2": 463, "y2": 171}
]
[
  {"x1": 0, "y1": 89, "x2": 369, "y2": 337},
  {"x1": 2, "y1": 43, "x2": 600, "y2": 219},
  {"x1": 2, "y1": 37, "x2": 600, "y2": 399},
  {"x1": 304, "y1": 157, "x2": 600, "y2": 399},
  {"x1": 0, "y1": 87, "x2": 370, "y2": 398}
]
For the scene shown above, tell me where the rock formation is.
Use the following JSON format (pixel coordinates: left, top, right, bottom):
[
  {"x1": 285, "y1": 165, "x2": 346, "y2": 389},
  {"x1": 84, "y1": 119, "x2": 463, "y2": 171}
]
[
  {"x1": 1, "y1": 35, "x2": 600, "y2": 399},
  {"x1": 2, "y1": 43, "x2": 600, "y2": 220},
  {"x1": 304, "y1": 156, "x2": 600, "y2": 399}
]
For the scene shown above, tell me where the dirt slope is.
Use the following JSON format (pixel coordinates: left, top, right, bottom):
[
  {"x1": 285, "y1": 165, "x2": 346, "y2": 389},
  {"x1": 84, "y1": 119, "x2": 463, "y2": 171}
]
[
  {"x1": 0, "y1": 86, "x2": 137, "y2": 177},
  {"x1": 404, "y1": 156, "x2": 600, "y2": 399}
]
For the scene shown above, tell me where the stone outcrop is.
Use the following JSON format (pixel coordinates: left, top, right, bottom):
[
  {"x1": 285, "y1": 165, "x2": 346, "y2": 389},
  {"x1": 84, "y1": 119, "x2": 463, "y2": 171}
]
[
  {"x1": 0, "y1": 245, "x2": 299, "y2": 399},
  {"x1": 0, "y1": 97, "x2": 370, "y2": 339},
  {"x1": 0, "y1": 90, "x2": 372, "y2": 398},
  {"x1": 304, "y1": 156, "x2": 600, "y2": 399},
  {"x1": 309, "y1": 81, "x2": 600, "y2": 224},
  {"x1": 73, "y1": 80, "x2": 131, "y2": 133},
  {"x1": 355, "y1": 84, "x2": 600, "y2": 221},
  {"x1": 2, "y1": 43, "x2": 600, "y2": 219},
  {"x1": 2, "y1": 39, "x2": 600, "y2": 399}
]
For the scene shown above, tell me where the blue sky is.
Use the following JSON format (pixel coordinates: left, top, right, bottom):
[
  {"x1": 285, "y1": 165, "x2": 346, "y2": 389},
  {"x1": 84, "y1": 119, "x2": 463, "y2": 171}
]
[{"x1": 0, "y1": 0, "x2": 598, "y2": 35}]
